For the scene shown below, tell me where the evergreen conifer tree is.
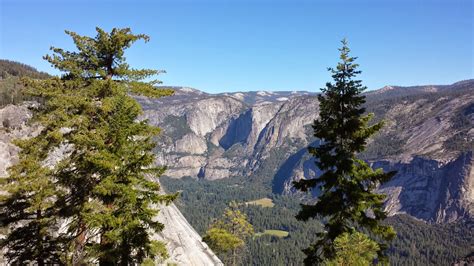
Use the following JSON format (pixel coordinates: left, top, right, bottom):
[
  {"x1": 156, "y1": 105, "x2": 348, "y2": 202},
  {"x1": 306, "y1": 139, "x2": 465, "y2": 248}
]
[
  {"x1": 0, "y1": 27, "x2": 175, "y2": 265},
  {"x1": 293, "y1": 40, "x2": 396, "y2": 265},
  {"x1": 325, "y1": 231, "x2": 380, "y2": 266}
]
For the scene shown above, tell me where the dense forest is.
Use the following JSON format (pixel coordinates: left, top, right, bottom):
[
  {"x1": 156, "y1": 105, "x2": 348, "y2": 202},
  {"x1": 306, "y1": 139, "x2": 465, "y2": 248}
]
[{"x1": 162, "y1": 176, "x2": 474, "y2": 265}]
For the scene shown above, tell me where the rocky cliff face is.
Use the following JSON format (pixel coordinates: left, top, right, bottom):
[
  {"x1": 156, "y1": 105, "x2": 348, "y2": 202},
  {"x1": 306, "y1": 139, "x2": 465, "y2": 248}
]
[
  {"x1": 135, "y1": 90, "x2": 318, "y2": 180},
  {"x1": 154, "y1": 202, "x2": 223, "y2": 265},
  {"x1": 0, "y1": 104, "x2": 35, "y2": 176},
  {"x1": 137, "y1": 81, "x2": 474, "y2": 224},
  {"x1": 375, "y1": 153, "x2": 474, "y2": 223}
]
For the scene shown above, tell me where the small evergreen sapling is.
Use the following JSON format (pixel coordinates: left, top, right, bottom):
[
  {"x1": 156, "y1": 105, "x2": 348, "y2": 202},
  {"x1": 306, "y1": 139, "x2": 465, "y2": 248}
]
[{"x1": 203, "y1": 201, "x2": 254, "y2": 266}]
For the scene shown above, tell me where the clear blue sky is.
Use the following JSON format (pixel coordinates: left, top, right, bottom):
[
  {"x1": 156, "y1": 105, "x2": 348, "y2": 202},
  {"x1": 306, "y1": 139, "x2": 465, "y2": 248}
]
[{"x1": 1, "y1": 0, "x2": 472, "y2": 93}]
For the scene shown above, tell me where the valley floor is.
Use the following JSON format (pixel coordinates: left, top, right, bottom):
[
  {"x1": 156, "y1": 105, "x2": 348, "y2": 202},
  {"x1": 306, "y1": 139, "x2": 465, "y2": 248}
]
[{"x1": 162, "y1": 176, "x2": 474, "y2": 266}]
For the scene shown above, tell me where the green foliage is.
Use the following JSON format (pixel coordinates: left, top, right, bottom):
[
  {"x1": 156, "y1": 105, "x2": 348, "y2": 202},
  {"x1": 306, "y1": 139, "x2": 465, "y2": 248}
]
[
  {"x1": 324, "y1": 231, "x2": 379, "y2": 266},
  {"x1": 293, "y1": 40, "x2": 396, "y2": 264},
  {"x1": 214, "y1": 201, "x2": 254, "y2": 240},
  {"x1": 203, "y1": 228, "x2": 244, "y2": 254},
  {"x1": 386, "y1": 215, "x2": 474, "y2": 266},
  {"x1": 43, "y1": 27, "x2": 173, "y2": 97},
  {"x1": 203, "y1": 201, "x2": 254, "y2": 265},
  {"x1": 0, "y1": 27, "x2": 175, "y2": 265}
]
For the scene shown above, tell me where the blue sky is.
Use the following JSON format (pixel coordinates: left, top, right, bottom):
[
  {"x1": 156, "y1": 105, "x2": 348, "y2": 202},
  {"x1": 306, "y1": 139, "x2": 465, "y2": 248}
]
[{"x1": 1, "y1": 0, "x2": 472, "y2": 93}]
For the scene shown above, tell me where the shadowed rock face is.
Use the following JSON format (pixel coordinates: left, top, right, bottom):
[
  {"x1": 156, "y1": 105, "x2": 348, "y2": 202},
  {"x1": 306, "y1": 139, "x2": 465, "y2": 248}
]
[
  {"x1": 138, "y1": 81, "x2": 474, "y2": 223},
  {"x1": 376, "y1": 152, "x2": 474, "y2": 223}
]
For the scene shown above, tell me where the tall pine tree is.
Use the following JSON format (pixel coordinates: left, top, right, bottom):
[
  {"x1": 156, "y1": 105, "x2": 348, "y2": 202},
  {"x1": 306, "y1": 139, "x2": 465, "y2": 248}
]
[
  {"x1": 1, "y1": 27, "x2": 176, "y2": 265},
  {"x1": 293, "y1": 40, "x2": 396, "y2": 265}
]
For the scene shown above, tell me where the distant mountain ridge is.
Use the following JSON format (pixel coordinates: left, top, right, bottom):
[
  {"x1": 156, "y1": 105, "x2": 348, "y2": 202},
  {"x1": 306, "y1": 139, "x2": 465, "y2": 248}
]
[
  {"x1": 218, "y1": 90, "x2": 315, "y2": 105},
  {"x1": 161, "y1": 79, "x2": 474, "y2": 105},
  {"x1": 0, "y1": 59, "x2": 50, "y2": 80},
  {"x1": 156, "y1": 86, "x2": 316, "y2": 106}
]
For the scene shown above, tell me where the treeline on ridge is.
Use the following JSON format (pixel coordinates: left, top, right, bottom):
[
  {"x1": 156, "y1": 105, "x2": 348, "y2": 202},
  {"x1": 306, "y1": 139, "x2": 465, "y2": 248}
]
[{"x1": 0, "y1": 59, "x2": 50, "y2": 80}]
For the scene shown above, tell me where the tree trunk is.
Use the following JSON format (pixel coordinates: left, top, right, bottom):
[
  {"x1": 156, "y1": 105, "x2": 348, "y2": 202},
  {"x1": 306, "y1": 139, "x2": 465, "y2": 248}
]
[
  {"x1": 36, "y1": 209, "x2": 45, "y2": 266},
  {"x1": 120, "y1": 242, "x2": 130, "y2": 266},
  {"x1": 73, "y1": 220, "x2": 87, "y2": 265}
]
